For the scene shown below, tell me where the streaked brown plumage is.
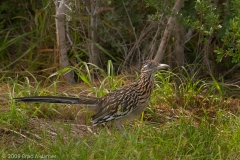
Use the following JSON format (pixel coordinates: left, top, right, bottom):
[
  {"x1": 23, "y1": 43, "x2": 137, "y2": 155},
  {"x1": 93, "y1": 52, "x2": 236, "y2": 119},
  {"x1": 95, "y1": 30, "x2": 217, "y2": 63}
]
[{"x1": 15, "y1": 60, "x2": 169, "y2": 130}]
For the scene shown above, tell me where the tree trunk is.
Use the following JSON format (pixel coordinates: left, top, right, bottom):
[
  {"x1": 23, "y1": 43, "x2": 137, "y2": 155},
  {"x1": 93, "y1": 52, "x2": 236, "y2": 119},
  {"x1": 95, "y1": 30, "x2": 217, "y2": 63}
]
[
  {"x1": 174, "y1": 22, "x2": 185, "y2": 66},
  {"x1": 89, "y1": 0, "x2": 101, "y2": 67},
  {"x1": 154, "y1": 0, "x2": 185, "y2": 63},
  {"x1": 55, "y1": 0, "x2": 76, "y2": 84}
]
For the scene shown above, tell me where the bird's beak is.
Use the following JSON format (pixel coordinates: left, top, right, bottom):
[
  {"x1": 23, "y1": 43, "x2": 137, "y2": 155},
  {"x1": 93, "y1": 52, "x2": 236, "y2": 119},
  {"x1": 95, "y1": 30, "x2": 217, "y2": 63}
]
[{"x1": 157, "y1": 64, "x2": 170, "y2": 70}]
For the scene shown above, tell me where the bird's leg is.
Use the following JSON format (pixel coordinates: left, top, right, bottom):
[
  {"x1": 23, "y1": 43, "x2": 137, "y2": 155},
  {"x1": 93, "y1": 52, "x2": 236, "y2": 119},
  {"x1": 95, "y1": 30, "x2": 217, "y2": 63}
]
[
  {"x1": 115, "y1": 119, "x2": 128, "y2": 137},
  {"x1": 115, "y1": 121, "x2": 124, "y2": 131}
]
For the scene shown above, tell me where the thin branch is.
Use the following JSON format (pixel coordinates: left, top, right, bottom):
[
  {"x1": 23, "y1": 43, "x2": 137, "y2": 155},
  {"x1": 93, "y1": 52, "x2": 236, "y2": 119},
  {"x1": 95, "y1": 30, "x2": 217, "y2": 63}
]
[
  {"x1": 154, "y1": 0, "x2": 185, "y2": 62},
  {"x1": 220, "y1": 64, "x2": 238, "y2": 79},
  {"x1": 122, "y1": 0, "x2": 141, "y2": 62}
]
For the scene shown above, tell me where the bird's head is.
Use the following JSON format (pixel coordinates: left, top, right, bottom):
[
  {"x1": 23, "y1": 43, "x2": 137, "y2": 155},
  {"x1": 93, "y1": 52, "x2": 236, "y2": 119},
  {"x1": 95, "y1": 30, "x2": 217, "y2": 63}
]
[{"x1": 141, "y1": 60, "x2": 169, "y2": 74}]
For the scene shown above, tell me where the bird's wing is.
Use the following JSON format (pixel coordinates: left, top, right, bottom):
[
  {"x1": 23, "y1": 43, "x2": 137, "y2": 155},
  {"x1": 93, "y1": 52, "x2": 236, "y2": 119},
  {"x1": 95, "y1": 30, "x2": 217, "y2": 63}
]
[{"x1": 91, "y1": 86, "x2": 138, "y2": 125}]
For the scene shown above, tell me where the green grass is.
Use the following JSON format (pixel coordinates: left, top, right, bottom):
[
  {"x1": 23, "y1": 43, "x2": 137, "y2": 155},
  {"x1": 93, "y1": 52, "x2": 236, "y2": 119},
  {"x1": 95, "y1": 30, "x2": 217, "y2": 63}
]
[
  {"x1": 1, "y1": 116, "x2": 239, "y2": 159},
  {"x1": 0, "y1": 64, "x2": 240, "y2": 160}
]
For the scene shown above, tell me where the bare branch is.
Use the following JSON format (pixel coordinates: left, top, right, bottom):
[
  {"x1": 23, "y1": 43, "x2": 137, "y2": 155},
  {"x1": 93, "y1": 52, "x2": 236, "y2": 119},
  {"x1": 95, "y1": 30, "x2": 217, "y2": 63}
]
[{"x1": 154, "y1": 0, "x2": 185, "y2": 62}]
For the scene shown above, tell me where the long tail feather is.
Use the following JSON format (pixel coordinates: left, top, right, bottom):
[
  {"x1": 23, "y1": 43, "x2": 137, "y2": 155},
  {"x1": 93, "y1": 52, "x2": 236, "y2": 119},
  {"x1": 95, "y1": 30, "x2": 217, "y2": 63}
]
[{"x1": 14, "y1": 96, "x2": 99, "y2": 106}]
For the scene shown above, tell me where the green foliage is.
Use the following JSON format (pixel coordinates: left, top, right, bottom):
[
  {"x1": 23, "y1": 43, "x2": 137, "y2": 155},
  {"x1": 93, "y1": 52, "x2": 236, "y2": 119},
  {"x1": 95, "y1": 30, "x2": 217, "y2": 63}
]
[
  {"x1": 0, "y1": 0, "x2": 240, "y2": 82},
  {"x1": 180, "y1": 0, "x2": 221, "y2": 36},
  {"x1": 215, "y1": 0, "x2": 240, "y2": 65},
  {"x1": 49, "y1": 60, "x2": 125, "y2": 97},
  {"x1": 152, "y1": 65, "x2": 225, "y2": 113},
  {"x1": 88, "y1": 0, "x2": 155, "y2": 63},
  {"x1": 179, "y1": 0, "x2": 240, "y2": 67},
  {"x1": 0, "y1": 1, "x2": 56, "y2": 73},
  {"x1": 0, "y1": 30, "x2": 30, "y2": 68},
  {"x1": 0, "y1": 1, "x2": 26, "y2": 30},
  {"x1": 194, "y1": 0, "x2": 221, "y2": 35}
]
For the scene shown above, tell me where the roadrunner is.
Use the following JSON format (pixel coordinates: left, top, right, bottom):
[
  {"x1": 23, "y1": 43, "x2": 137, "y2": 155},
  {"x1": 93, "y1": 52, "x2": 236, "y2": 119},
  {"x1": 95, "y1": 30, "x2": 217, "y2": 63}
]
[{"x1": 15, "y1": 60, "x2": 169, "y2": 130}]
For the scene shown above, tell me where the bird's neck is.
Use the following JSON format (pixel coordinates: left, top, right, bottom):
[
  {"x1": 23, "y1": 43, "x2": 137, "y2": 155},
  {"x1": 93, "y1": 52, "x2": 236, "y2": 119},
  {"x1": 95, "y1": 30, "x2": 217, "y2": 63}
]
[{"x1": 137, "y1": 72, "x2": 155, "y2": 95}]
